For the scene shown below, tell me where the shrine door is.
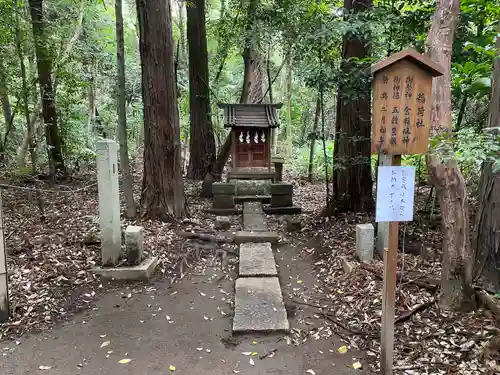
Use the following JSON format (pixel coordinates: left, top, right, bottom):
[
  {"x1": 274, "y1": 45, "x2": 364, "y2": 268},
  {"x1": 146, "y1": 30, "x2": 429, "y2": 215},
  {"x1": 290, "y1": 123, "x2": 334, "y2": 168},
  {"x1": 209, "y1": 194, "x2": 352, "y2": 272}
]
[{"x1": 234, "y1": 128, "x2": 269, "y2": 168}]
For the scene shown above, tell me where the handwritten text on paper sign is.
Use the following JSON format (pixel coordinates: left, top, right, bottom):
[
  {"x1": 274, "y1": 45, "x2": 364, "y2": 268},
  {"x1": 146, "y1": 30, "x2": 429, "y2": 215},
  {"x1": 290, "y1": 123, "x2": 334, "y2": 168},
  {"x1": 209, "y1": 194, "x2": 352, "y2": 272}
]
[{"x1": 376, "y1": 166, "x2": 416, "y2": 222}]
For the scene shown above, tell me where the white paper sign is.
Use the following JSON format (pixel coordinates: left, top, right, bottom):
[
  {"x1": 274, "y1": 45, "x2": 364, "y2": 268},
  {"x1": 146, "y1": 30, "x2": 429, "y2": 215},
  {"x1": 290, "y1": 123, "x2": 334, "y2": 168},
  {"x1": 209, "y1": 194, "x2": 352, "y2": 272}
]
[{"x1": 376, "y1": 166, "x2": 415, "y2": 222}]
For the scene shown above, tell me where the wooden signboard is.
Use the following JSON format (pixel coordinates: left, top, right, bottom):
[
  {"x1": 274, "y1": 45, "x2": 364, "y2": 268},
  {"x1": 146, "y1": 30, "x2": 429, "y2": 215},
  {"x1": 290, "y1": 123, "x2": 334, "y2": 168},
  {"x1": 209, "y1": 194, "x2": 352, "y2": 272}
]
[
  {"x1": 370, "y1": 49, "x2": 444, "y2": 375},
  {"x1": 371, "y1": 49, "x2": 444, "y2": 155}
]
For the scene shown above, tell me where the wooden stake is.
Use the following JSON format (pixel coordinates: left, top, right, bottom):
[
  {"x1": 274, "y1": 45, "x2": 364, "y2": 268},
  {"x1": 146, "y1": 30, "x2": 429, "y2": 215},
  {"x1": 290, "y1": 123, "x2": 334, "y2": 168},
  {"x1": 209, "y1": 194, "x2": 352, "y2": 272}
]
[
  {"x1": 380, "y1": 154, "x2": 401, "y2": 375},
  {"x1": 0, "y1": 189, "x2": 9, "y2": 322}
]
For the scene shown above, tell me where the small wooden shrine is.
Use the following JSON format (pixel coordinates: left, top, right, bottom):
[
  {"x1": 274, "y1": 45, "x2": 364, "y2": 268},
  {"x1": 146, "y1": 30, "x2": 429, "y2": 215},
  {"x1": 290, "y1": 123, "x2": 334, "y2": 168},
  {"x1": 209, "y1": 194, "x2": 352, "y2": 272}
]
[{"x1": 218, "y1": 103, "x2": 282, "y2": 178}]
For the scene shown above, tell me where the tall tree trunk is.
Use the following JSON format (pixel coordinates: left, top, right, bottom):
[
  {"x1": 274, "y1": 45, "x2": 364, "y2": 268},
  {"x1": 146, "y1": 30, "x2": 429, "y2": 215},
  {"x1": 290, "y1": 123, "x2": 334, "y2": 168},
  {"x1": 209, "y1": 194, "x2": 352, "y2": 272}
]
[
  {"x1": 328, "y1": 0, "x2": 374, "y2": 214},
  {"x1": 86, "y1": 58, "x2": 96, "y2": 136},
  {"x1": 178, "y1": 0, "x2": 186, "y2": 63},
  {"x1": 472, "y1": 18, "x2": 500, "y2": 291},
  {"x1": 136, "y1": 0, "x2": 186, "y2": 220},
  {"x1": 308, "y1": 95, "x2": 321, "y2": 183},
  {"x1": 202, "y1": 0, "x2": 262, "y2": 193},
  {"x1": 116, "y1": 0, "x2": 137, "y2": 218},
  {"x1": 15, "y1": 8, "x2": 36, "y2": 170},
  {"x1": 285, "y1": 61, "x2": 292, "y2": 155},
  {"x1": 29, "y1": 0, "x2": 65, "y2": 176},
  {"x1": 186, "y1": 0, "x2": 216, "y2": 180},
  {"x1": 0, "y1": 59, "x2": 11, "y2": 127},
  {"x1": 239, "y1": 0, "x2": 263, "y2": 104},
  {"x1": 425, "y1": 0, "x2": 474, "y2": 310}
]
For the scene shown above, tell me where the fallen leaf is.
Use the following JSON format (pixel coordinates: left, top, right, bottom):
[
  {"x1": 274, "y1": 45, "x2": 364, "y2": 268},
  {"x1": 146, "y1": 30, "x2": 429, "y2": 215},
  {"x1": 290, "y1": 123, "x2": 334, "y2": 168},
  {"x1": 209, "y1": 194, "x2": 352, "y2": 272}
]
[
  {"x1": 251, "y1": 352, "x2": 258, "y2": 356},
  {"x1": 169, "y1": 365, "x2": 176, "y2": 372},
  {"x1": 39, "y1": 366, "x2": 52, "y2": 370},
  {"x1": 352, "y1": 362, "x2": 362, "y2": 370},
  {"x1": 337, "y1": 345, "x2": 348, "y2": 354},
  {"x1": 101, "y1": 341, "x2": 110, "y2": 348},
  {"x1": 118, "y1": 359, "x2": 132, "y2": 364},
  {"x1": 249, "y1": 358, "x2": 255, "y2": 366},
  {"x1": 241, "y1": 352, "x2": 252, "y2": 356},
  {"x1": 297, "y1": 280, "x2": 303, "y2": 284},
  {"x1": 306, "y1": 370, "x2": 316, "y2": 375}
]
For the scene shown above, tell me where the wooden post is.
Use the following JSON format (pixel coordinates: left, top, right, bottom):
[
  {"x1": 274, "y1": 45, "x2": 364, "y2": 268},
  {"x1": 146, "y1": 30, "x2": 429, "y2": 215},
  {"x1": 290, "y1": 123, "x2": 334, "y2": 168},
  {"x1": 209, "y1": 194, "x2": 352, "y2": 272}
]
[
  {"x1": 0, "y1": 189, "x2": 9, "y2": 323},
  {"x1": 376, "y1": 154, "x2": 393, "y2": 258},
  {"x1": 380, "y1": 155, "x2": 401, "y2": 375},
  {"x1": 370, "y1": 49, "x2": 443, "y2": 375}
]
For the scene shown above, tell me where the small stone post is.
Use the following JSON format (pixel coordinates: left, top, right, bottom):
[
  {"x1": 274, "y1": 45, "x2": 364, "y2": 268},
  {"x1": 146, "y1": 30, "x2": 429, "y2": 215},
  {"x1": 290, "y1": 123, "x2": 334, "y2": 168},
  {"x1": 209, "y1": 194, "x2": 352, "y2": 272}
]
[
  {"x1": 272, "y1": 156, "x2": 284, "y2": 182},
  {"x1": 96, "y1": 140, "x2": 121, "y2": 266},
  {"x1": 0, "y1": 190, "x2": 9, "y2": 322},
  {"x1": 125, "y1": 225, "x2": 144, "y2": 265},
  {"x1": 356, "y1": 223, "x2": 374, "y2": 262}
]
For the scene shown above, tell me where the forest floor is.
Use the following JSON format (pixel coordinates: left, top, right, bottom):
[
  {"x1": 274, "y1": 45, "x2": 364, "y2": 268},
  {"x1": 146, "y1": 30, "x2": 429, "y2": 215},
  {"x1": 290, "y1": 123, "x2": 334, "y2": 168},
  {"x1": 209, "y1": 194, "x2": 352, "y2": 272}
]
[{"x1": 0, "y1": 160, "x2": 499, "y2": 374}]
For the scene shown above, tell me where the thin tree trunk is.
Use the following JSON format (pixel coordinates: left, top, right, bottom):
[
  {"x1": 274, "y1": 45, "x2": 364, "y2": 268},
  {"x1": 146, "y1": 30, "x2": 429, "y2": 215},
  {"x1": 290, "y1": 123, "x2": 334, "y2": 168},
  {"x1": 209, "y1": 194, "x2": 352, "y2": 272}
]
[
  {"x1": 455, "y1": 93, "x2": 468, "y2": 131},
  {"x1": 285, "y1": 61, "x2": 292, "y2": 154},
  {"x1": 308, "y1": 95, "x2": 321, "y2": 183},
  {"x1": 472, "y1": 18, "x2": 500, "y2": 291},
  {"x1": 87, "y1": 58, "x2": 96, "y2": 136},
  {"x1": 136, "y1": 0, "x2": 186, "y2": 220},
  {"x1": 178, "y1": 0, "x2": 186, "y2": 63},
  {"x1": 266, "y1": 43, "x2": 273, "y2": 103},
  {"x1": 186, "y1": 0, "x2": 216, "y2": 180},
  {"x1": 15, "y1": 8, "x2": 33, "y2": 170},
  {"x1": 29, "y1": 0, "x2": 65, "y2": 177},
  {"x1": 328, "y1": 0, "x2": 374, "y2": 214},
  {"x1": 425, "y1": 0, "x2": 474, "y2": 311},
  {"x1": 116, "y1": 0, "x2": 136, "y2": 218},
  {"x1": 0, "y1": 59, "x2": 11, "y2": 127}
]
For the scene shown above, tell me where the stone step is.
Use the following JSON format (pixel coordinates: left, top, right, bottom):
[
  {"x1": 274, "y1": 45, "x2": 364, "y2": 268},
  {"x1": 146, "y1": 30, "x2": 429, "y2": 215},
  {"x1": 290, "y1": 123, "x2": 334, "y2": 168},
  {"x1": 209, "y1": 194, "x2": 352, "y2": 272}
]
[
  {"x1": 243, "y1": 201, "x2": 264, "y2": 214},
  {"x1": 234, "y1": 231, "x2": 279, "y2": 244},
  {"x1": 239, "y1": 242, "x2": 277, "y2": 277},
  {"x1": 233, "y1": 277, "x2": 289, "y2": 333},
  {"x1": 234, "y1": 195, "x2": 271, "y2": 204}
]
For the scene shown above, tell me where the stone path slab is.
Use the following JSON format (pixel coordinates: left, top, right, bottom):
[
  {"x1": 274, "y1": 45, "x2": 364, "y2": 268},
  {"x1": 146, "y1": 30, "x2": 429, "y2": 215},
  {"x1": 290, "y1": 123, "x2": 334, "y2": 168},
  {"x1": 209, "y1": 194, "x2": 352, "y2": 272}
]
[
  {"x1": 235, "y1": 231, "x2": 279, "y2": 244},
  {"x1": 243, "y1": 213, "x2": 268, "y2": 232},
  {"x1": 233, "y1": 277, "x2": 289, "y2": 332},
  {"x1": 239, "y1": 242, "x2": 277, "y2": 277}
]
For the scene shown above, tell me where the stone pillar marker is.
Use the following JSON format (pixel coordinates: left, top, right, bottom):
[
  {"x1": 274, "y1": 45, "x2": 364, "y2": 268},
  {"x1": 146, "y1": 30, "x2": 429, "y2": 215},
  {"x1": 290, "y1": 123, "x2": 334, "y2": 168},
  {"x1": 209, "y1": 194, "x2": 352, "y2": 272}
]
[
  {"x1": 0, "y1": 190, "x2": 9, "y2": 322},
  {"x1": 356, "y1": 223, "x2": 374, "y2": 262},
  {"x1": 125, "y1": 225, "x2": 144, "y2": 265},
  {"x1": 96, "y1": 140, "x2": 121, "y2": 266}
]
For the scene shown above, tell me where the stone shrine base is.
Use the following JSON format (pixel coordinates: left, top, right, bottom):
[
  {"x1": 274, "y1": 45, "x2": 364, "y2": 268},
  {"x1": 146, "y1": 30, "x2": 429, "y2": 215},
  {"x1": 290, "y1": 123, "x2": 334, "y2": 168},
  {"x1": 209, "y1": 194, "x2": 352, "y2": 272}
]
[{"x1": 93, "y1": 257, "x2": 158, "y2": 281}]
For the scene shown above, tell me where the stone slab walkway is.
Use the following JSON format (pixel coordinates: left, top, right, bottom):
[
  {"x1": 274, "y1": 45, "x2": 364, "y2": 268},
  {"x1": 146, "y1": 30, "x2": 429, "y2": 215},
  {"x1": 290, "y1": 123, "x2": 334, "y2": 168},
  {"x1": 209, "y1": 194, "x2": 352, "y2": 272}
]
[
  {"x1": 233, "y1": 277, "x2": 289, "y2": 332},
  {"x1": 239, "y1": 242, "x2": 277, "y2": 277},
  {"x1": 232, "y1": 201, "x2": 288, "y2": 333}
]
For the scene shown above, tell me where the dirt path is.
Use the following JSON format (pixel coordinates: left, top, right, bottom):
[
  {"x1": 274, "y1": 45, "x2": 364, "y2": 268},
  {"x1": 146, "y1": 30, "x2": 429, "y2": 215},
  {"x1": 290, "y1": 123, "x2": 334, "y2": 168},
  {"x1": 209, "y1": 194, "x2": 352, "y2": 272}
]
[{"x1": 0, "y1": 233, "x2": 368, "y2": 375}]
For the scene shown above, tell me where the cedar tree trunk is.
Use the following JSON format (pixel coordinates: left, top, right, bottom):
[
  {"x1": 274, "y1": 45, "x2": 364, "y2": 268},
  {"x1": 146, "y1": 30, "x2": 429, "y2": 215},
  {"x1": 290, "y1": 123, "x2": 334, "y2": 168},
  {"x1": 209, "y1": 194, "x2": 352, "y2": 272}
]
[
  {"x1": 308, "y1": 95, "x2": 321, "y2": 183},
  {"x1": 29, "y1": 0, "x2": 65, "y2": 176},
  {"x1": 472, "y1": 18, "x2": 500, "y2": 291},
  {"x1": 136, "y1": 0, "x2": 186, "y2": 220},
  {"x1": 425, "y1": 0, "x2": 474, "y2": 310},
  {"x1": 328, "y1": 0, "x2": 374, "y2": 214},
  {"x1": 116, "y1": 0, "x2": 136, "y2": 218},
  {"x1": 186, "y1": 0, "x2": 216, "y2": 180}
]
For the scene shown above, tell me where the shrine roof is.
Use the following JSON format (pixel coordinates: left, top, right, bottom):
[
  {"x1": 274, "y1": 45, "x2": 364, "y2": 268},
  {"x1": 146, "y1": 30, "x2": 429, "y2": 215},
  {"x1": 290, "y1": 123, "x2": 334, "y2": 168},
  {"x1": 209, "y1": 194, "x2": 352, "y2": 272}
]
[
  {"x1": 370, "y1": 48, "x2": 444, "y2": 77},
  {"x1": 217, "y1": 103, "x2": 283, "y2": 128}
]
